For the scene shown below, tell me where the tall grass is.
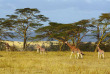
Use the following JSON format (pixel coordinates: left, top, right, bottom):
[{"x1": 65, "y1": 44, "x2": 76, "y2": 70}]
[{"x1": 0, "y1": 51, "x2": 110, "y2": 74}]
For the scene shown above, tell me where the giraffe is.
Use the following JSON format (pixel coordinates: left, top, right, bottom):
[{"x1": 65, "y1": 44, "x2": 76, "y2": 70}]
[
  {"x1": 36, "y1": 45, "x2": 40, "y2": 52},
  {"x1": 65, "y1": 41, "x2": 83, "y2": 59},
  {"x1": 36, "y1": 44, "x2": 46, "y2": 54},
  {"x1": 97, "y1": 45, "x2": 104, "y2": 59},
  {"x1": 5, "y1": 43, "x2": 11, "y2": 51}
]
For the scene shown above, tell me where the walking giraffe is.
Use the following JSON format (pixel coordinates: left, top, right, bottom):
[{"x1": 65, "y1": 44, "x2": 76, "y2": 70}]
[
  {"x1": 65, "y1": 41, "x2": 83, "y2": 59},
  {"x1": 36, "y1": 44, "x2": 46, "y2": 54},
  {"x1": 97, "y1": 45, "x2": 104, "y2": 59},
  {"x1": 5, "y1": 43, "x2": 11, "y2": 51}
]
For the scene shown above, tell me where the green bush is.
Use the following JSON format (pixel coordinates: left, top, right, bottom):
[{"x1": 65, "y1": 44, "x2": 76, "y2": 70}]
[
  {"x1": 0, "y1": 42, "x2": 6, "y2": 51},
  {"x1": 78, "y1": 42, "x2": 95, "y2": 51}
]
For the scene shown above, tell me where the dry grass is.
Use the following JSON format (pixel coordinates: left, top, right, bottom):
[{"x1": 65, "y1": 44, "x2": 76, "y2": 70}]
[
  {"x1": 0, "y1": 51, "x2": 110, "y2": 74},
  {"x1": 0, "y1": 41, "x2": 110, "y2": 74}
]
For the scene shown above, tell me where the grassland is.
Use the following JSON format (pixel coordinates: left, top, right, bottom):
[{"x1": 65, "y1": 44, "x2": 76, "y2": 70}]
[
  {"x1": 0, "y1": 41, "x2": 110, "y2": 74},
  {"x1": 0, "y1": 51, "x2": 110, "y2": 74}
]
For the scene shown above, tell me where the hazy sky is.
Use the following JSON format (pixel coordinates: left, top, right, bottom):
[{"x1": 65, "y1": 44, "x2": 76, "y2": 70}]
[{"x1": 0, "y1": 0, "x2": 110, "y2": 24}]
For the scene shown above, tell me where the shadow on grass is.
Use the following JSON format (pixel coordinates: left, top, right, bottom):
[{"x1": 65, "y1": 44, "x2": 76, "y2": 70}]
[{"x1": 0, "y1": 55, "x2": 3, "y2": 57}]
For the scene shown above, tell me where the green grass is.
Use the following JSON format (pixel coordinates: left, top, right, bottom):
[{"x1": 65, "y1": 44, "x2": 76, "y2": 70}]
[{"x1": 0, "y1": 51, "x2": 110, "y2": 74}]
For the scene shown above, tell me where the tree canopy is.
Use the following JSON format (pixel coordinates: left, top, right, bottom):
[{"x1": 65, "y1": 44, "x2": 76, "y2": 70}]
[
  {"x1": 6, "y1": 8, "x2": 49, "y2": 50},
  {"x1": 35, "y1": 20, "x2": 92, "y2": 50},
  {"x1": 0, "y1": 18, "x2": 15, "y2": 41},
  {"x1": 1, "y1": 7, "x2": 110, "y2": 51}
]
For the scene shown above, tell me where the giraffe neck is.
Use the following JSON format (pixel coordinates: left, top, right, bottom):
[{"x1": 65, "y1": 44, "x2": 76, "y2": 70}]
[
  {"x1": 66, "y1": 42, "x2": 73, "y2": 48},
  {"x1": 66, "y1": 42, "x2": 76, "y2": 50},
  {"x1": 66, "y1": 42, "x2": 82, "y2": 53},
  {"x1": 97, "y1": 46, "x2": 101, "y2": 51},
  {"x1": 6, "y1": 43, "x2": 10, "y2": 47}
]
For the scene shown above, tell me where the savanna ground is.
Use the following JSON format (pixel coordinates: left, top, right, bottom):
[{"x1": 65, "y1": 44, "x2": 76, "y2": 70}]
[{"x1": 0, "y1": 51, "x2": 110, "y2": 74}]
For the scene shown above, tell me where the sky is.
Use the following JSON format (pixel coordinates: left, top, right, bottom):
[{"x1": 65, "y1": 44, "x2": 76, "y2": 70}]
[
  {"x1": 0, "y1": 0, "x2": 110, "y2": 24},
  {"x1": 1, "y1": 0, "x2": 110, "y2": 42}
]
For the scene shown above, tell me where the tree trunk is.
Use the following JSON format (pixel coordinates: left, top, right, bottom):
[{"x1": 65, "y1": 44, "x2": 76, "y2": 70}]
[
  {"x1": 59, "y1": 42, "x2": 63, "y2": 51},
  {"x1": 23, "y1": 38, "x2": 26, "y2": 50},
  {"x1": 97, "y1": 24, "x2": 100, "y2": 41},
  {"x1": 95, "y1": 24, "x2": 107, "y2": 52},
  {"x1": 95, "y1": 24, "x2": 100, "y2": 52},
  {"x1": 23, "y1": 32, "x2": 27, "y2": 50}
]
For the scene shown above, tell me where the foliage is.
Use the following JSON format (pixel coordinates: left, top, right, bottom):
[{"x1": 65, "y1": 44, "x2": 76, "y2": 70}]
[
  {"x1": 91, "y1": 13, "x2": 110, "y2": 52},
  {"x1": 0, "y1": 42, "x2": 6, "y2": 51},
  {"x1": 35, "y1": 19, "x2": 92, "y2": 50},
  {"x1": 0, "y1": 18, "x2": 15, "y2": 41},
  {"x1": 6, "y1": 8, "x2": 49, "y2": 50},
  {"x1": 71, "y1": 19, "x2": 92, "y2": 46}
]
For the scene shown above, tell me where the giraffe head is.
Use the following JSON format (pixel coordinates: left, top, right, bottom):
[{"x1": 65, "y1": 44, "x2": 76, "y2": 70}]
[
  {"x1": 5, "y1": 43, "x2": 8, "y2": 45},
  {"x1": 97, "y1": 44, "x2": 99, "y2": 47},
  {"x1": 65, "y1": 41, "x2": 68, "y2": 44},
  {"x1": 36, "y1": 44, "x2": 40, "y2": 47}
]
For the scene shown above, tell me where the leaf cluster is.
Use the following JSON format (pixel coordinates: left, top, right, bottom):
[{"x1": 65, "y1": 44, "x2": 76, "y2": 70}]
[{"x1": 35, "y1": 21, "x2": 88, "y2": 42}]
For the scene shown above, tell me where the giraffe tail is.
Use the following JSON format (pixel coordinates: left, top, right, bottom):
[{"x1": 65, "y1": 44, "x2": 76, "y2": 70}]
[{"x1": 81, "y1": 52, "x2": 85, "y2": 55}]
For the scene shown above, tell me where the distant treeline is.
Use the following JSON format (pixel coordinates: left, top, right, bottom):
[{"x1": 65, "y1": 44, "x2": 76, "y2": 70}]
[{"x1": 0, "y1": 41, "x2": 110, "y2": 52}]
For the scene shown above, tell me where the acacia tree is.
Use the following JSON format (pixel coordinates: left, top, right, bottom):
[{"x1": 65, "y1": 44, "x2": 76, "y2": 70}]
[
  {"x1": 0, "y1": 18, "x2": 15, "y2": 50},
  {"x1": 0, "y1": 18, "x2": 6, "y2": 41},
  {"x1": 35, "y1": 20, "x2": 91, "y2": 50},
  {"x1": 34, "y1": 22, "x2": 73, "y2": 50},
  {"x1": 71, "y1": 19, "x2": 92, "y2": 47},
  {"x1": 90, "y1": 18, "x2": 100, "y2": 42},
  {"x1": 6, "y1": 8, "x2": 49, "y2": 50},
  {"x1": 0, "y1": 18, "x2": 14, "y2": 41},
  {"x1": 92, "y1": 13, "x2": 110, "y2": 52}
]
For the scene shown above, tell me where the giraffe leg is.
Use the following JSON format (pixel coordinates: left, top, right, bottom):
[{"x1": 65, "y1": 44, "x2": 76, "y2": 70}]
[
  {"x1": 98, "y1": 52, "x2": 100, "y2": 59},
  {"x1": 43, "y1": 51, "x2": 46, "y2": 54},
  {"x1": 80, "y1": 54, "x2": 83, "y2": 58},
  {"x1": 75, "y1": 54, "x2": 76, "y2": 59},
  {"x1": 102, "y1": 53, "x2": 104, "y2": 59},
  {"x1": 100, "y1": 54, "x2": 101, "y2": 59},
  {"x1": 6, "y1": 48, "x2": 8, "y2": 52},
  {"x1": 77, "y1": 53, "x2": 79, "y2": 59},
  {"x1": 37, "y1": 49, "x2": 39, "y2": 53},
  {"x1": 40, "y1": 51, "x2": 42, "y2": 54},
  {"x1": 70, "y1": 52, "x2": 73, "y2": 59},
  {"x1": 9, "y1": 48, "x2": 11, "y2": 51}
]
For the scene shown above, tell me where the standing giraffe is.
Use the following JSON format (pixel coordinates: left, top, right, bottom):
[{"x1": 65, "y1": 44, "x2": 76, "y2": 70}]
[
  {"x1": 5, "y1": 43, "x2": 11, "y2": 51},
  {"x1": 36, "y1": 44, "x2": 46, "y2": 54},
  {"x1": 97, "y1": 45, "x2": 104, "y2": 59},
  {"x1": 65, "y1": 41, "x2": 83, "y2": 59}
]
